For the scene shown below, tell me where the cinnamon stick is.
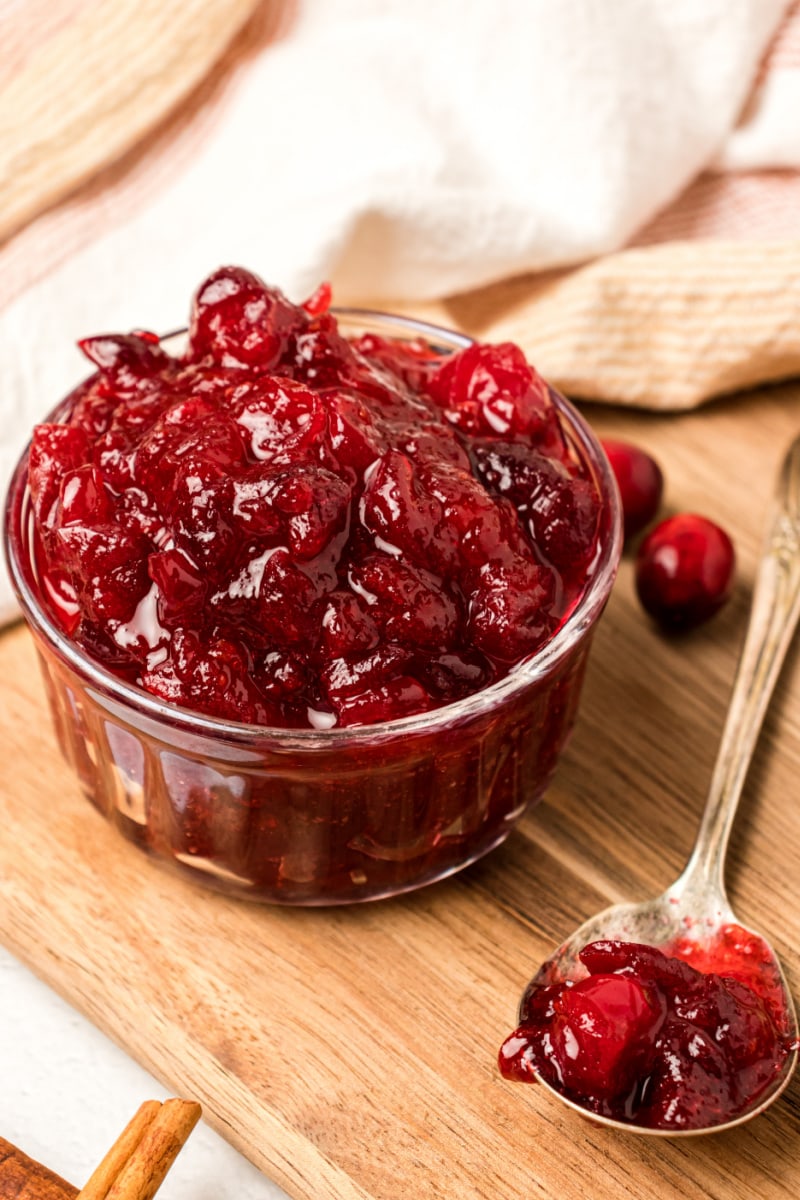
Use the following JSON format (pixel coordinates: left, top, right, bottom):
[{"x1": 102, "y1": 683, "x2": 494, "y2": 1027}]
[
  {"x1": 0, "y1": 1137, "x2": 77, "y2": 1200},
  {"x1": 77, "y1": 1103, "x2": 161, "y2": 1200},
  {"x1": 78, "y1": 1099, "x2": 202, "y2": 1200}
]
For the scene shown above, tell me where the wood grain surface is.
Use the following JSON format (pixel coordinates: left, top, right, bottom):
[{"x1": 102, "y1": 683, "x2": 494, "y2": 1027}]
[{"x1": 2, "y1": 378, "x2": 800, "y2": 1199}]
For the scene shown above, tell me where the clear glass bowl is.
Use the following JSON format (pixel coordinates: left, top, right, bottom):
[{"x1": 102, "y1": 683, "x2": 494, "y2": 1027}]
[{"x1": 3, "y1": 311, "x2": 622, "y2": 904}]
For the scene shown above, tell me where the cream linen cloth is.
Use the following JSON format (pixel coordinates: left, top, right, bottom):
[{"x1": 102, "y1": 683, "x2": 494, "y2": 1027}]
[{"x1": 2, "y1": 0, "x2": 800, "y2": 623}]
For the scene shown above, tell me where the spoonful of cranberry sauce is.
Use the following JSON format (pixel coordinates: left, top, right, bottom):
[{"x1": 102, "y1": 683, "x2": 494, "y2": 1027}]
[{"x1": 499, "y1": 435, "x2": 800, "y2": 1134}]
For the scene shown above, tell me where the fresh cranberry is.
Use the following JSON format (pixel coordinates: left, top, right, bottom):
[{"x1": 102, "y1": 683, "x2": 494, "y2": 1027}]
[
  {"x1": 601, "y1": 439, "x2": 663, "y2": 540},
  {"x1": 499, "y1": 933, "x2": 793, "y2": 1130},
  {"x1": 635, "y1": 514, "x2": 735, "y2": 630},
  {"x1": 27, "y1": 267, "x2": 604, "y2": 730}
]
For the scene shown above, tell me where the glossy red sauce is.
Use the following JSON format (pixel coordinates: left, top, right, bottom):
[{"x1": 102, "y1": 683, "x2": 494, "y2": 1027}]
[
  {"x1": 26, "y1": 266, "x2": 601, "y2": 730},
  {"x1": 499, "y1": 929, "x2": 795, "y2": 1130}
]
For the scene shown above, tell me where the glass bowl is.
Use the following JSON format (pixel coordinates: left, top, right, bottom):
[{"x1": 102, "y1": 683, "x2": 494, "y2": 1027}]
[{"x1": 3, "y1": 311, "x2": 622, "y2": 905}]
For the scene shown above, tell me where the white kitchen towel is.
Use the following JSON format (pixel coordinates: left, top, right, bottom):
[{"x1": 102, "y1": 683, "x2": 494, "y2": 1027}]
[{"x1": 1, "y1": 0, "x2": 798, "y2": 624}]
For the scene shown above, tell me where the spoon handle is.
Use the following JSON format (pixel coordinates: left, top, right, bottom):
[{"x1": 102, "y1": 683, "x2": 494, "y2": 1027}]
[{"x1": 682, "y1": 434, "x2": 800, "y2": 899}]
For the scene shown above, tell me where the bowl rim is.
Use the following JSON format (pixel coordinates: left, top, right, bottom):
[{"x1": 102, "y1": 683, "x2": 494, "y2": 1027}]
[{"x1": 3, "y1": 308, "x2": 623, "y2": 748}]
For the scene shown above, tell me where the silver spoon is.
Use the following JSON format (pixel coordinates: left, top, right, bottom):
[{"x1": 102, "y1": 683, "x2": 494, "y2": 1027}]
[{"x1": 517, "y1": 433, "x2": 800, "y2": 1135}]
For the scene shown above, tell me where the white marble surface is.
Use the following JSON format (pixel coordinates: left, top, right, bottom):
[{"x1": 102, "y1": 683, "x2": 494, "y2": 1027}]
[{"x1": 0, "y1": 945, "x2": 289, "y2": 1200}]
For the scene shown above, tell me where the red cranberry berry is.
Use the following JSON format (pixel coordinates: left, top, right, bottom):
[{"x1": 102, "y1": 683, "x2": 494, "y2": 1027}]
[
  {"x1": 635, "y1": 514, "x2": 735, "y2": 630},
  {"x1": 601, "y1": 439, "x2": 663, "y2": 540}
]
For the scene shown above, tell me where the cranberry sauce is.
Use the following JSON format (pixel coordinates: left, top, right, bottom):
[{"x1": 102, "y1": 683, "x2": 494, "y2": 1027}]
[
  {"x1": 26, "y1": 266, "x2": 602, "y2": 730},
  {"x1": 498, "y1": 929, "x2": 795, "y2": 1130}
]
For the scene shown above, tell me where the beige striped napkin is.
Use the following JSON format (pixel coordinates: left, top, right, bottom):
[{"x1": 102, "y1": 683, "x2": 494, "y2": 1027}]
[
  {"x1": 406, "y1": 239, "x2": 800, "y2": 411},
  {"x1": 1, "y1": 0, "x2": 263, "y2": 246}
]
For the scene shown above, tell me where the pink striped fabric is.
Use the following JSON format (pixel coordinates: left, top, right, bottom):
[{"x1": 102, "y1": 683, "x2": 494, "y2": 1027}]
[
  {"x1": 758, "y1": 0, "x2": 800, "y2": 72},
  {"x1": 634, "y1": 170, "x2": 800, "y2": 244},
  {"x1": 635, "y1": 0, "x2": 800, "y2": 244},
  {"x1": 0, "y1": 0, "x2": 284, "y2": 312}
]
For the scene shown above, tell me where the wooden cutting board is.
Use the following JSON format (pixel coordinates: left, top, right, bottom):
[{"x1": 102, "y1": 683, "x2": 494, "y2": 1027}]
[{"x1": 3, "y1": 378, "x2": 800, "y2": 1200}]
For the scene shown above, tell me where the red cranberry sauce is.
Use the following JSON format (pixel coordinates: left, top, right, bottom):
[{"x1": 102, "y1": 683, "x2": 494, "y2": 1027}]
[
  {"x1": 498, "y1": 928, "x2": 794, "y2": 1130},
  {"x1": 28, "y1": 266, "x2": 602, "y2": 729}
]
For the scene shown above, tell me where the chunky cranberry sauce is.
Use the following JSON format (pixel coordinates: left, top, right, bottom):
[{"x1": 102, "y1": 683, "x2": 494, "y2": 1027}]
[
  {"x1": 499, "y1": 929, "x2": 795, "y2": 1130},
  {"x1": 27, "y1": 266, "x2": 601, "y2": 730}
]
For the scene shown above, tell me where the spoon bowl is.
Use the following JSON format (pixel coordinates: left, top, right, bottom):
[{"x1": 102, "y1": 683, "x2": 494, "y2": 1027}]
[
  {"x1": 522, "y1": 893, "x2": 798, "y2": 1136},
  {"x1": 509, "y1": 433, "x2": 800, "y2": 1134}
]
